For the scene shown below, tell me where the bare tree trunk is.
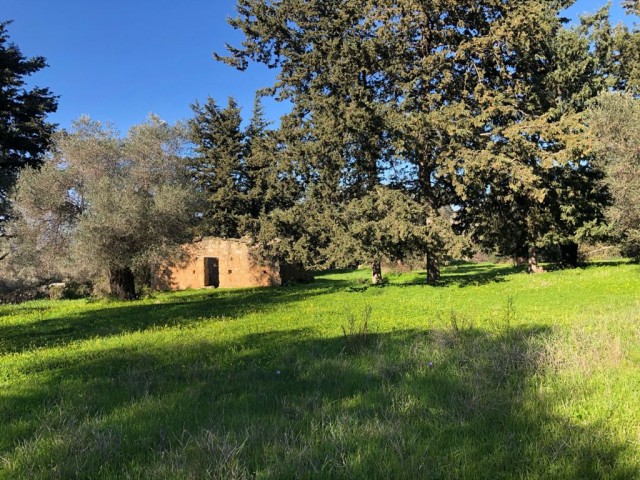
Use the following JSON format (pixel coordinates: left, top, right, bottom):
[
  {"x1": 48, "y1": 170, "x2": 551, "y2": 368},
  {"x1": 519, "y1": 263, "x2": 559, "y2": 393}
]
[
  {"x1": 527, "y1": 246, "x2": 544, "y2": 274},
  {"x1": 371, "y1": 260, "x2": 383, "y2": 285},
  {"x1": 109, "y1": 267, "x2": 137, "y2": 300},
  {"x1": 426, "y1": 249, "x2": 440, "y2": 285},
  {"x1": 526, "y1": 213, "x2": 544, "y2": 274}
]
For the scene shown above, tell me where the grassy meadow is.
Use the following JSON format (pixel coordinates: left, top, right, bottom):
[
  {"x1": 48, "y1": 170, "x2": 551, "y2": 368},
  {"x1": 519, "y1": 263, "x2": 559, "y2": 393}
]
[{"x1": 1, "y1": 262, "x2": 639, "y2": 479}]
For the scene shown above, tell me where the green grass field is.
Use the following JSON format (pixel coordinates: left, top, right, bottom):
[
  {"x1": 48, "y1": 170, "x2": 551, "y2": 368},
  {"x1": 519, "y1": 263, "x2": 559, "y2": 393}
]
[{"x1": 1, "y1": 262, "x2": 639, "y2": 479}]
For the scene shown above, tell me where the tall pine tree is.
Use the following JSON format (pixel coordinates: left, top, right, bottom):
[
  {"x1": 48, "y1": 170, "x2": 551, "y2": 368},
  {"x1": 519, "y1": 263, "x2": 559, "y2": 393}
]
[
  {"x1": 220, "y1": 0, "x2": 619, "y2": 274},
  {"x1": 0, "y1": 21, "x2": 57, "y2": 228},
  {"x1": 189, "y1": 97, "x2": 246, "y2": 238}
]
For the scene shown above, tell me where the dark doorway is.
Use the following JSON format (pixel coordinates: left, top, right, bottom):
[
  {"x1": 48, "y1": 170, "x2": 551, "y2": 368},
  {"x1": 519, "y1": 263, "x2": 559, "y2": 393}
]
[{"x1": 204, "y1": 257, "x2": 219, "y2": 287}]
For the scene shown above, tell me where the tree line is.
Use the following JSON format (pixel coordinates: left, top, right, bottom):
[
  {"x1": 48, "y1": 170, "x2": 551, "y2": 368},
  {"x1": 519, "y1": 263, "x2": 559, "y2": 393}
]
[{"x1": 1, "y1": 1, "x2": 639, "y2": 299}]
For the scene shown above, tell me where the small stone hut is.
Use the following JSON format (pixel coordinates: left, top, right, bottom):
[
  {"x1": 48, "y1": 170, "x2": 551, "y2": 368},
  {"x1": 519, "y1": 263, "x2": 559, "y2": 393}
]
[{"x1": 154, "y1": 237, "x2": 311, "y2": 290}]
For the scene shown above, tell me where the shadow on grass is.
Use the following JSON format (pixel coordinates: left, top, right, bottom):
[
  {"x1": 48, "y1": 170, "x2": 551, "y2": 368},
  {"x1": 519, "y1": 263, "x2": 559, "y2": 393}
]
[
  {"x1": 439, "y1": 264, "x2": 527, "y2": 287},
  {"x1": 374, "y1": 264, "x2": 526, "y2": 289},
  {"x1": 579, "y1": 259, "x2": 631, "y2": 268},
  {"x1": 1, "y1": 325, "x2": 635, "y2": 478},
  {"x1": 0, "y1": 280, "x2": 351, "y2": 355},
  {"x1": 3, "y1": 260, "x2": 634, "y2": 355},
  {"x1": 384, "y1": 260, "x2": 633, "y2": 288}
]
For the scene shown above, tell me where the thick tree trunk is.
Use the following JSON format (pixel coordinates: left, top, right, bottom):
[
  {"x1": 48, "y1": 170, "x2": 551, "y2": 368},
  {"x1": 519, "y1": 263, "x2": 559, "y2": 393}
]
[
  {"x1": 526, "y1": 212, "x2": 544, "y2": 274},
  {"x1": 426, "y1": 249, "x2": 440, "y2": 285},
  {"x1": 560, "y1": 242, "x2": 579, "y2": 268},
  {"x1": 527, "y1": 246, "x2": 544, "y2": 274},
  {"x1": 371, "y1": 260, "x2": 383, "y2": 285},
  {"x1": 109, "y1": 267, "x2": 137, "y2": 300}
]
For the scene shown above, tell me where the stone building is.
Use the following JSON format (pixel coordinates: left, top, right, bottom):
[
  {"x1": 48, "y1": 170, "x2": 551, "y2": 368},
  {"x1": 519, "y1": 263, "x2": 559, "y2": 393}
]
[{"x1": 154, "y1": 237, "x2": 310, "y2": 290}]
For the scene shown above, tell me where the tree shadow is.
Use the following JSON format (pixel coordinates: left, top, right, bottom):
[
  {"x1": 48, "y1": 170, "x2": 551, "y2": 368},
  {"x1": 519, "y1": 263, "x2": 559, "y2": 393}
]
[
  {"x1": 510, "y1": 259, "x2": 631, "y2": 274},
  {"x1": 1, "y1": 326, "x2": 635, "y2": 478},
  {"x1": 370, "y1": 263, "x2": 526, "y2": 289},
  {"x1": 0, "y1": 280, "x2": 349, "y2": 355},
  {"x1": 438, "y1": 264, "x2": 527, "y2": 287},
  {"x1": 578, "y1": 259, "x2": 632, "y2": 269}
]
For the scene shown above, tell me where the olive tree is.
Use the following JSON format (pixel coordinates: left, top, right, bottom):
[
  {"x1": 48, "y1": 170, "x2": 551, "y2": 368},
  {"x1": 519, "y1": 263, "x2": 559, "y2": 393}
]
[
  {"x1": 589, "y1": 92, "x2": 640, "y2": 260},
  {"x1": 8, "y1": 116, "x2": 198, "y2": 299}
]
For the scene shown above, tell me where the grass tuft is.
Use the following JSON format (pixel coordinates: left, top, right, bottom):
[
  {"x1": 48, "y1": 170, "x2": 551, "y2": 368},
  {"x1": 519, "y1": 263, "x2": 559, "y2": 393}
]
[{"x1": 341, "y1": 305, "x2": 372, "y2": 354}]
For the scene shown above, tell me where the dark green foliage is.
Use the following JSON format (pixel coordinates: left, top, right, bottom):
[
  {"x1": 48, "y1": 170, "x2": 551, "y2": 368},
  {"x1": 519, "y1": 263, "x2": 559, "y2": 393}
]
[
  {"x1": 241, "y1": 98, "x2": 302, "y2": 236},
  {"x1": 218, "y1": 0, "x2": 621, "y2": 274},
  {"x1": 219, "y1": 1, "x2": 455, "y2": 274},
  {"x1": 324, "y1": 187, "x2": 429, "y2": 281},
  {"x1": 454, "y1": 7, "x2": 616, "y2": 270},
  {"x1": 189, "y1": 95, "x2": 302, "y2": 241},
  {"x1": 189, "y1": 97, "x2": 246, "y2": 238},
  {"x1": 0, "y1": 21, "x2": 57, "y2": 225}
]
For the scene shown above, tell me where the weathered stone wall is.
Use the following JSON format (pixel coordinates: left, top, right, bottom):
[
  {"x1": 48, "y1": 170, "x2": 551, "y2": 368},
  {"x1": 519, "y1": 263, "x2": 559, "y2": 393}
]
[{"x1": 156, "y1": 237, "x2": 281, "y2": 290}]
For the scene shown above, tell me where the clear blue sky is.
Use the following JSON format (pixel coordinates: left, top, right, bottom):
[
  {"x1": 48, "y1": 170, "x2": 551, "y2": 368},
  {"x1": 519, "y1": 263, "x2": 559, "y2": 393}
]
[{"x1": 3, "y1": 0, "x2": 637, "y2": 133}]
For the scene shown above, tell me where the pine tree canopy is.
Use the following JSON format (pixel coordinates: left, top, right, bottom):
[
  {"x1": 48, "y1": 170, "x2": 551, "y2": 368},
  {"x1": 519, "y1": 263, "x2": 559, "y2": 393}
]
[{"x1": 0, "y1": 20, "x2": 58, "y2": 225}]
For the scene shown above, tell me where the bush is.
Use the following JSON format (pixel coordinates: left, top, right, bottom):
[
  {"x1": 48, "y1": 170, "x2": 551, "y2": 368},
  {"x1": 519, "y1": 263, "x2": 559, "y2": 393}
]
[
  {"x1": 46, "y1": 281, "x2": 92, "y2": 300},
  {"x1": 0, "y1": 279, "x2": 46, "y2": 304}
]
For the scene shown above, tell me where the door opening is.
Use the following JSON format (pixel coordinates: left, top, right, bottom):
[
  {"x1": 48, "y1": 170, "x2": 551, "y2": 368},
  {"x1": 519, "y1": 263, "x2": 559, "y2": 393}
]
[{"x1": 204, "y1": 257, "x2": 219, "y2": 287}]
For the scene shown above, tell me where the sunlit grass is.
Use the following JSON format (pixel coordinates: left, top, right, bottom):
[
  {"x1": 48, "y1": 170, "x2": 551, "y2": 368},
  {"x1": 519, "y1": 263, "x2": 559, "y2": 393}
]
[{"x1": 1, "y1": 262, "x2": 639, "y2": 478}]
